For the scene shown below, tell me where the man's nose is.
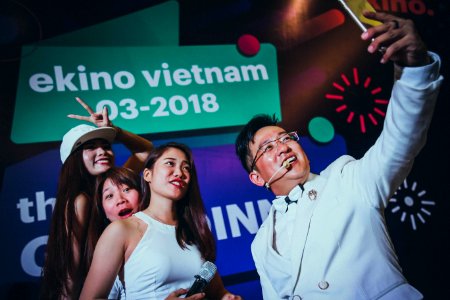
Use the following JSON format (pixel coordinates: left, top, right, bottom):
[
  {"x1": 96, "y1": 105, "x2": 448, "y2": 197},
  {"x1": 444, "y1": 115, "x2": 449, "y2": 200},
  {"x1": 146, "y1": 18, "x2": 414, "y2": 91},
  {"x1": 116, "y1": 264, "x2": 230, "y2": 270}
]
[{"x1": 275, "y1": 139, "x2": 290, "y2": 154}]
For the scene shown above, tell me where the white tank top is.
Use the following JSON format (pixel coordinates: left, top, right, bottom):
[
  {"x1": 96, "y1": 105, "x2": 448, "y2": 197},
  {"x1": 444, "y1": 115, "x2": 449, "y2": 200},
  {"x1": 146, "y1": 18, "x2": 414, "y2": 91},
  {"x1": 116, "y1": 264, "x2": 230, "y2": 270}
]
[
  {"x1": 108, "y1": 277, "x2": 125, "y2": 299},
  {"x1": 123, "y1": 211, "x2": 204, "y2": 299}
]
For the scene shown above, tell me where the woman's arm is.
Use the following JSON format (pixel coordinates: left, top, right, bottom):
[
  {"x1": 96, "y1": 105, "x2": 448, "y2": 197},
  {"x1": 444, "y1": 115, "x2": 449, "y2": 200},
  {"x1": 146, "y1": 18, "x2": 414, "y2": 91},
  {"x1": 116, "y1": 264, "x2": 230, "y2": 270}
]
[
  {"x1": 60, "y1": 193, "x2": 91, "y2": 297},
  {"x1": 79, "y1": 221, "x2": 128, "y2": 300},
  {"x1": 113, "y1": 125, "x2": 153, "y2": 172},
  {"x1": 71, "y1": 193, "x2": 90, "y2": 274},
  {"x1": 68, "y1": 97, "x2": 153, "y2": 173}
]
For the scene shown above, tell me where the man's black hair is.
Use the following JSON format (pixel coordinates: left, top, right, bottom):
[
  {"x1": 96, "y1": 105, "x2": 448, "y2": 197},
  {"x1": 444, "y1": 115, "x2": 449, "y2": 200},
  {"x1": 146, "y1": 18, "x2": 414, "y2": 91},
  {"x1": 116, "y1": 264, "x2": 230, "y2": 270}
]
[{"x1": 235, "y1": 114, "x2": 279, "y2": 173}]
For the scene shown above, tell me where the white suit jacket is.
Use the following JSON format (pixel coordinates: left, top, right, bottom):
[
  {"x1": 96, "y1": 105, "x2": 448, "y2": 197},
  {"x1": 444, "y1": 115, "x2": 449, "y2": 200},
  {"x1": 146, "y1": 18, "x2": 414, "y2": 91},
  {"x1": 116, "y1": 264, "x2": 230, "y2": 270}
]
[{"x1": 251, "y1": 53, "x2": 443, "y2": 300}]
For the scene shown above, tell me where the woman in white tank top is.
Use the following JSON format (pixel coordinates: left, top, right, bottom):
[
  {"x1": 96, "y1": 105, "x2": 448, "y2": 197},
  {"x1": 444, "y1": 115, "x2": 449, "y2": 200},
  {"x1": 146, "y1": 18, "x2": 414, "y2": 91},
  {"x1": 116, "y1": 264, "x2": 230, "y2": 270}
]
[{"x1": 80, "y1": 142, "x2": 241, "y2": 300}]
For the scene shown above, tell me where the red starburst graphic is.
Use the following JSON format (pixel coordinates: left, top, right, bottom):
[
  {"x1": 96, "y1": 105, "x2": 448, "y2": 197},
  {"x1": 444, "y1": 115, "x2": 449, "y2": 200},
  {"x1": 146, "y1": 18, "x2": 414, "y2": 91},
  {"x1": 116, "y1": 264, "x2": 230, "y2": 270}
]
[{"x1": 325, "y1": 67, "x2": 389, "y2": 134}]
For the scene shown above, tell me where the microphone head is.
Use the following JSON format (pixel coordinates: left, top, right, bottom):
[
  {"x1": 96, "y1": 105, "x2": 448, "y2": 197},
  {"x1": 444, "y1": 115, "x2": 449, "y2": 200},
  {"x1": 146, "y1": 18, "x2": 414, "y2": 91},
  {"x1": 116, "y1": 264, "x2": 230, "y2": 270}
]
[
  {"x1": 283, "y1": 156, "x2": 295, "y2": 168},
  {"x1": 198, "y1": 261, "x2": 217, "y2": 283}
]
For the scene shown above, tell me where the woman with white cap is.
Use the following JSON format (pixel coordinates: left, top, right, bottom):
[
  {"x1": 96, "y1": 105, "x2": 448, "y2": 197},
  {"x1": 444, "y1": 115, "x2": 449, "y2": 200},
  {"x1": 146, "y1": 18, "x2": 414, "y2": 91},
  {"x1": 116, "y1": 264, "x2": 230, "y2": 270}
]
[{"x1": 40, "y1": 97, "x2": 152, "y2": 300}]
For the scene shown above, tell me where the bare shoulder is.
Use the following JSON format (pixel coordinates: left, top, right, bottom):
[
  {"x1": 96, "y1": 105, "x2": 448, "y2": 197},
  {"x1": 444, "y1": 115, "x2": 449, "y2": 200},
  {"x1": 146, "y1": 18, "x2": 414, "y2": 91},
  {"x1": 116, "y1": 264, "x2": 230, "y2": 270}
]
[
  {"x1": 106, "y1": 215, "x2": 149, "y2": 260},
  {"x1": 73, "y1": 193, "x2": 90, "y2": 224},
  {"x1": 73, "y1": 193, "x2": 89, "y2": 209},
  {"x1": 104, "y1": 218, "x2": 131, "y2": 235},
  {"x1": 104, "y1": 215, "x2": 147, "y2": 240},
  {"x1": 123, "y1": 215, "x2": 148, "y2": 238}
]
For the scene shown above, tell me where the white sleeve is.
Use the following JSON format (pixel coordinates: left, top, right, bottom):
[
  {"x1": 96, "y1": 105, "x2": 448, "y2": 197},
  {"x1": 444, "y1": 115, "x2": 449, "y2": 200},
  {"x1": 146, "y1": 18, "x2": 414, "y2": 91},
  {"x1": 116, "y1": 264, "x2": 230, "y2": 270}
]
[
  {"x1": 349, "y1": 52, "x2": 443, "y2": 208},
  {"x1": 251, "y1": 246, "x2": 280, "y2": 299},
  {"x1": 251, "y1": 212, "x2": 282, "y2": 299}
]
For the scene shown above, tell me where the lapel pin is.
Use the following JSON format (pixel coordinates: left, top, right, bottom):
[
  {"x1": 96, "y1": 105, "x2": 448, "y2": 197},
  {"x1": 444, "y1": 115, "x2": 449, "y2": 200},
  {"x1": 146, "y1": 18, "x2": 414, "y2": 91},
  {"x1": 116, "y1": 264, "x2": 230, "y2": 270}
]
[{"x1": 308, "y1": 189, "x2": 317, "y2": 201}]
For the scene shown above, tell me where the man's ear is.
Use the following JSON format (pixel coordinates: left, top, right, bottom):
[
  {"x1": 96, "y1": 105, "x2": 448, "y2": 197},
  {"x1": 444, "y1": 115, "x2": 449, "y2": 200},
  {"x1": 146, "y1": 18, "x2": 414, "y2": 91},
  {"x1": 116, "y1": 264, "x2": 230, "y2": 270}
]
[
  {"x1": 143, "y1": 168, "x2": 152, "y2": 183},
  {"x1": 249, "y1": 170, "x2": 265, "y2": 187}
]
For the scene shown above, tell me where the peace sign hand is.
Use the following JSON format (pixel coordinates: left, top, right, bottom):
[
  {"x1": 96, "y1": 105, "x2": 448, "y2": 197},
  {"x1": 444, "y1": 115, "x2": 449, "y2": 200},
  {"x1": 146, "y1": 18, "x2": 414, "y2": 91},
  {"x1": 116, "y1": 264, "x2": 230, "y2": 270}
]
[{"x1": 67, "y1": 97, "x2": 113, "y2": 128}]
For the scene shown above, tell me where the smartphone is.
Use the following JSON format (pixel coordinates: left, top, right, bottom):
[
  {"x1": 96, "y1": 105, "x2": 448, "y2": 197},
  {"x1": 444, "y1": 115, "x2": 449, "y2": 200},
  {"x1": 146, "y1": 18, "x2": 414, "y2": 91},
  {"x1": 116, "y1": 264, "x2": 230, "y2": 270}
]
[{"x1": 337, "y1": 0, "x2": 382, "y2": 32}]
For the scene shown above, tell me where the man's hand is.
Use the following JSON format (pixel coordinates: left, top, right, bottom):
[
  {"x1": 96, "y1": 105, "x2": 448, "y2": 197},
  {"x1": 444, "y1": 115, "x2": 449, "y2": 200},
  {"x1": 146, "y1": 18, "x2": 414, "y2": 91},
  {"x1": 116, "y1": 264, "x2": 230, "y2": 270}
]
[{"x1": 361, "y1": 11, "x2": 429, "y2": 66}]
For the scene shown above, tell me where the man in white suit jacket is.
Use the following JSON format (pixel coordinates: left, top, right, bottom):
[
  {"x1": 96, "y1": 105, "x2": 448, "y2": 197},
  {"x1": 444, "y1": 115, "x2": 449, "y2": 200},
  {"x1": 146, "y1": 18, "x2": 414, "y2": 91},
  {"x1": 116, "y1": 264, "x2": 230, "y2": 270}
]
[{"x1": 235, "y1": 11, "x2": 443, "y2": 300}]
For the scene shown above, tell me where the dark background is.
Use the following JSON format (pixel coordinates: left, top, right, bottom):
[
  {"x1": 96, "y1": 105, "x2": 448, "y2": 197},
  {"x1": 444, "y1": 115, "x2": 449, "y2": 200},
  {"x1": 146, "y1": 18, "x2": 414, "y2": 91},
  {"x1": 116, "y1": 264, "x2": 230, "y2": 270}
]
[{"x1": 1, "y1": 0, "x2": 449, "y2": 299}]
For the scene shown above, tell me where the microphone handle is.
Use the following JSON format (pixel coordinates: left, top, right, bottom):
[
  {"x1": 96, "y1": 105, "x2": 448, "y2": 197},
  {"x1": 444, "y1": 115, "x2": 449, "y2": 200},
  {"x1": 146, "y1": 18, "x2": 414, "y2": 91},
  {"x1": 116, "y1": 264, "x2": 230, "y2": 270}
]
[{"x1": 185, "y1": 275, "x2": 208, "y2": 297}]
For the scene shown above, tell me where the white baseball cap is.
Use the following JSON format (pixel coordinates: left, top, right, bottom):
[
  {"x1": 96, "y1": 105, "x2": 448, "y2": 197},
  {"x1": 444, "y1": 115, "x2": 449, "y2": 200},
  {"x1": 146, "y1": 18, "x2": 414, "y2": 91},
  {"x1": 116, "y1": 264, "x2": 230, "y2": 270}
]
[{"x1": 60, "y1": 124, "x2": 117, "y2": 163}]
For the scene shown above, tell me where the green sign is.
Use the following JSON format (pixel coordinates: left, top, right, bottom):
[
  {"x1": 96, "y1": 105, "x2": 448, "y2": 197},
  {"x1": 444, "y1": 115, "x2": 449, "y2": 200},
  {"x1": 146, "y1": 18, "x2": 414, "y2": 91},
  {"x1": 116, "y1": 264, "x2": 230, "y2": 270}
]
[{"x1": 12, "y1": 44, "x2": 280, "y2": 143}]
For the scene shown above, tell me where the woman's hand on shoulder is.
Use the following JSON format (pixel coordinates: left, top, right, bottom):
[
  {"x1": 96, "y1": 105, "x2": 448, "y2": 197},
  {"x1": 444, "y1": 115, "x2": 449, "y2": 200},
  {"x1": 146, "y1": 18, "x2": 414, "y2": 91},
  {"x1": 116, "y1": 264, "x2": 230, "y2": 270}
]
[
  {"x1": 221, "y1": 292, "x2": 242, "y2": 300},
  {"x1": 165, "y1": 288, "x2": 205, "y2": 300}
]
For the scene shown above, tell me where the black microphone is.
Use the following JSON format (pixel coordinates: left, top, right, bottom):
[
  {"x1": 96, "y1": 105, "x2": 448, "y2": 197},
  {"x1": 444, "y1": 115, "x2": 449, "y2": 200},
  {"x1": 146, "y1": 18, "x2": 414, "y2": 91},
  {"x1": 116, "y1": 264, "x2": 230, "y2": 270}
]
[{"x1": 185, "y1": 261, "x2": 217, "y2": 297}]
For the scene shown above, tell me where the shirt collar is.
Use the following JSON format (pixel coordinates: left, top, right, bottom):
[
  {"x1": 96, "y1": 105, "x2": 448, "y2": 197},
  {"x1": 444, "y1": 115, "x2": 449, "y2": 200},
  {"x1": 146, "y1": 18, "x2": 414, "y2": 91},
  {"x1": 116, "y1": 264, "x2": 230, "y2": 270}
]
[{"x1": 273, "y1": 184, "x2": 304, "y2": 213}]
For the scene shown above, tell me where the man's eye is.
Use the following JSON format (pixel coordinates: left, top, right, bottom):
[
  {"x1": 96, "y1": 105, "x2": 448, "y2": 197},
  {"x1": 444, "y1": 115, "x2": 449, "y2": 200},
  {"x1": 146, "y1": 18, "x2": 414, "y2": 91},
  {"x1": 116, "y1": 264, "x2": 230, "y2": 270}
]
[
  {"x1": 281, "y1": 135, "x2": 291, "y2": 142},
  {"x1": 263, "y1": 144, "x2": 274, "y2": 152},
  {"x1": 123, "y1": 187, "x2": 130, "y2": 192}
]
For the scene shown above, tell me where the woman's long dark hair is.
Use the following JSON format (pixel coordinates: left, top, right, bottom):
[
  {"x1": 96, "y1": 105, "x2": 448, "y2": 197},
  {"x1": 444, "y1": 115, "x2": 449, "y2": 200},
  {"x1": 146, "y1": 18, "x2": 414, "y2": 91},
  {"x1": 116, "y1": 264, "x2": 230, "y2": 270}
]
[
  {"x1": 40, "y1": 149, "x2": 96, "y2": 300},
  {"x1": 144, "y1": 142, "x2": 216, "y2": 262},
  {"x1": 85, "y1": 167, "x2": 146, "y2": 268}
]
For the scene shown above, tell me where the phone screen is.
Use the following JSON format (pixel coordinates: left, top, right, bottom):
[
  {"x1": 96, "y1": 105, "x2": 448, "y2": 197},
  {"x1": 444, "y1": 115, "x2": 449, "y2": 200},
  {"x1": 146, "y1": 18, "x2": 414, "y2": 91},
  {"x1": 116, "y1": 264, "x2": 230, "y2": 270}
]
[{"x1": 338, "y1": 0, "x2": 382, "y2": 32}]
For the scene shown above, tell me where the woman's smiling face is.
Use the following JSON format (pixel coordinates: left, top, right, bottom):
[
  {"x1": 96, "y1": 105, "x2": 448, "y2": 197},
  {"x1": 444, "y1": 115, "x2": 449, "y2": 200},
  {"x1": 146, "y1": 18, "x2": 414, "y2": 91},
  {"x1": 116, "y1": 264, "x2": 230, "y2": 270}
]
[
  {"x1": 82, "y1": 139, "x2": 115, "y2": 176},
  {"x1": 144, "y1": 147, "x2": 191, "y2": 202}
]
